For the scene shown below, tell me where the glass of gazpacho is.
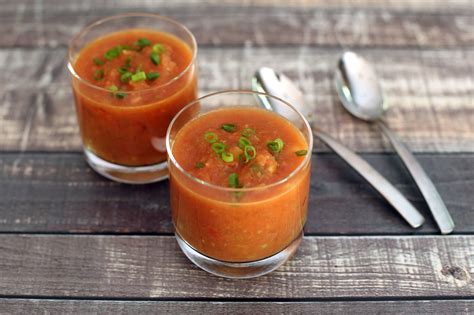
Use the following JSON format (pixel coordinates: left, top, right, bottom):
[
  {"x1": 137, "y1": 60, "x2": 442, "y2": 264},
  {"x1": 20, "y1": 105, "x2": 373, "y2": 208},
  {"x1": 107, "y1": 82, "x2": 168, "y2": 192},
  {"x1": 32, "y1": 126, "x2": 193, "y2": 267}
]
[
  {"x1": 166, "y1": 90, "x2": 313, "y2": 278},
  {"x1": 68, "y1": 14, "x2": 197, "y2": 183}
]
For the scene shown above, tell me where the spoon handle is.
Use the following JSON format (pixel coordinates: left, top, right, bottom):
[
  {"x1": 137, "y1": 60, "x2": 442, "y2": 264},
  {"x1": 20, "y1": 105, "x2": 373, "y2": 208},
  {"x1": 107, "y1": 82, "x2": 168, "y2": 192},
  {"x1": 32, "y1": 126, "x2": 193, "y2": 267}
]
[
  {"x1": 314, "y1": 128, "x2": 425, "y2": 228},
  {"x1": 376, "y1": 121, "x2": 455, "y2": 234}
]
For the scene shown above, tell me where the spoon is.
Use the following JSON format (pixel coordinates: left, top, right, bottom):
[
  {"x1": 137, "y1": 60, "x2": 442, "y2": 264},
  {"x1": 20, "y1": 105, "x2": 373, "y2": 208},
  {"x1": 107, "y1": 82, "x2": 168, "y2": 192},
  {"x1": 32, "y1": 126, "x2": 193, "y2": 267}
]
[
  {"x1": 252, "y1": 67, "x2": 425, "y2": 229},
  {"x1": 335, "y1": 51, "x2": 454, "y2": 234}
]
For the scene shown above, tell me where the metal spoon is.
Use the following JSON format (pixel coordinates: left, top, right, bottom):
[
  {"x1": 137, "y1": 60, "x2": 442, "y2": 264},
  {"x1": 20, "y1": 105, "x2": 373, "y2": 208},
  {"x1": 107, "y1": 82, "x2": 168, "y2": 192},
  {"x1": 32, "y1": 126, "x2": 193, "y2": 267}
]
[
  {"x1": 252, "y1": 67, "x2": 425, "y2": 229},
  {"x1": 335, "y1": 51, "x2": 454, "y2": 234}
]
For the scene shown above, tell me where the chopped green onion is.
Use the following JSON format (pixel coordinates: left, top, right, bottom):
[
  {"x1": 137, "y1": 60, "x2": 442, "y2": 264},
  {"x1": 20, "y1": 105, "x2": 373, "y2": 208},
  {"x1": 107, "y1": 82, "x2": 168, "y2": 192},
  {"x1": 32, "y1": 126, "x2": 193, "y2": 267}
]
[
  {"x1": 204, "y1": 132, "x2": 218, "y2": 143},
  {"x1": 131, "y1": 71, "x2": 147, "y2": 82},
  {"x1": 104, "y1": 46, "x2": 122, "y2": 60},
  {"x1": 117, "y1": 67, "x2": 128, "y2": 75},
  {"x1": 120, "y1": 72, "x2": 132, "y2": 83},
  {"x1": 150, "y1": 52, "x2": 161, "y2": 65},
  {"x1": 211, "y1": 142, "x2": 226, "y2": 154},
  {"x1": 93, "y1": 57, "x2": 104, "y2": 66},
  {"x1": 147, "y1": 72, "x2": 160, "y2": 80},
  {"x1": 295, "y1": 150, "x2": 308, "y2": 156},
  {"x1": 238, "y1": 136, "x2": 251, "y2": 149},
  {"x1": 221, "y1": 124, "x2": 236, "y2": 133},
  {"x1": 152, "y1": 43, "x2": 165, "y2": 54},
  {"x1": 228, "y1": 173, "x2": 241, "y2": 188},
  {"x1": 115, "y1": 92, "x2": 127, "y2": 99},
  {"x1": 107, "y1": 85, "x2": 126, "y2": 99},
  {"x1": 93, "y1": 69, "x2": 104, "y2": 81},
  {"x1": 136, "y1": 38, "x2": 151, "y2": 49},
  {"x1": 267, "y1": 138, "x2": 284, "y2": 153},
  {"x1": 107, "y1": 85, "x2": 118, "y2": 92},
  {"x1": 195, "y1": 162, "x2": 205, "y2": 169},
  {"x1": 221, "y1": 152, "x2": 234, "y2": 163},
  {"x1": 243, "y1": 145, "x2": 256, "y2": 163},
  {"x1": 241, "y1": 127, "x2": 255, "y2": 138}
]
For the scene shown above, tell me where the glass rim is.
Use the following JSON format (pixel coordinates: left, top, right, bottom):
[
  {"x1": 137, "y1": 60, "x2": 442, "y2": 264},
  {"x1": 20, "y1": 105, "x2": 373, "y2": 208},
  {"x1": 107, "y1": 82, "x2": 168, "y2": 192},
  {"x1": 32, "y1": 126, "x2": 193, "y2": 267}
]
[
  {"x1": 67, "y1": 13, "x2": 198, "y2": 94},
  {"x1": 166, "y1": 90, "x2": 313, "y2": 193}
]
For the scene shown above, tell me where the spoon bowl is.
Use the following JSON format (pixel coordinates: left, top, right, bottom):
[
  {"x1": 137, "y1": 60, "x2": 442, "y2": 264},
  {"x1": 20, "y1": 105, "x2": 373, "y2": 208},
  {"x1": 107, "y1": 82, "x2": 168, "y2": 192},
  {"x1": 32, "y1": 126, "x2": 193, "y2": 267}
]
[{"x1": 335, "y1": 51, "x2": 388, "y2": 121}]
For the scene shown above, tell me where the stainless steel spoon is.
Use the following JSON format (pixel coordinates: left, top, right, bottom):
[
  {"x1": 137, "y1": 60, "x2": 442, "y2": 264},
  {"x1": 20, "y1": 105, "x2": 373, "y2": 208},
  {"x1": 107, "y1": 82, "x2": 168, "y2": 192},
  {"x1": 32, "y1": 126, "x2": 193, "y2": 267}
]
[
  {"x1": 252, "y1": 67, "x2": 425, "y2": 229},
  {"x1": 335, "y1": 51, "x2": 454, "y2": 234}
]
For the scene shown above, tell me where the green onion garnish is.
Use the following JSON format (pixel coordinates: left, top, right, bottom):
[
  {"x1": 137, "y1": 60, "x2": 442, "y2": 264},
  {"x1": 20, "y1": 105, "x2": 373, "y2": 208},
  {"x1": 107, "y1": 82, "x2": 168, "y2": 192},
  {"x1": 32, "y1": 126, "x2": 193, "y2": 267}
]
[
  {"x1": 150, "y1": 52, "x2": 161, "y2": 65},
  {"x1": 243, "y1": 145, "x2": 256, "y2": 163},
  {"x1": 238, "y1": 136, "x2": 251, "y2": 149},
  {"x1": 117, "y1": 67, "x2": 128, "y2": 75},
  {"x1": 221, "y1": 124, "x2": 236, "y2": 133},
  {"x1": 93, "y1": 69, "x2": 104, "y2": 81},
  {"x1": 221, "y1": 152, "x2": 234, "y2": 163},
  {"x1": 107, "y1": 85, "x2": 126, "y2": 99},
  {"x1": 204, "y1": 132, "x2": 218, "y2": 143},
  {"x1": 115, "y1": 92, "x2": 127, "y2": 99},
  {"x1": 212, "y1": 142, "x2": 226, "y2": 154},
  {"x1": 195, "y1": 162, "x2": 205, "y2": 169},
  {"x1": 107, "y1": 85, "x2": 118, "y2": 92},
  {"x1": 152, "y1": 43, "x2": 165, "y2": 54},
  {"x1": 147, "y1": 72, "x2": 160, "y2": 80},
  {"x1": 136, "y1": 38, "x2": 151, "y2": 49},
  {"x1": 93, "y1": 57, "x2": 104, "y2": 66},
  {"x1": 267, "y1": 138, "x2": 284, "y2": 153},
  {"x1": 295, "y1": 150, "x2": 308, "y2": 156},
  {"x1": 241, "y1": 127, "x2": 255, "y2": 138},
  {"x1": 131, "y1": 71, "x2": 146, "y2": 82},
  {"x1": 228, "y1": 173, "x2": 240, "y2": 188},
  {"x1": 104, "y1": 46, "x2": 122, "y2": 61},
  {"x1": 120, "y1": 72, "x2": 132, "y2": 83}
]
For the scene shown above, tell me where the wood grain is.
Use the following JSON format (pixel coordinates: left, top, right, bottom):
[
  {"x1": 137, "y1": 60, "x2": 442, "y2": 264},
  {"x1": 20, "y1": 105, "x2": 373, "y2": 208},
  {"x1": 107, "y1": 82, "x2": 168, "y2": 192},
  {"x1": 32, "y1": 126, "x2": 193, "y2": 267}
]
[
  {"x1": 0, "y1": 234, "x2": 472, "y2": 298},
  {"x1": 1, "y1": 299, "x2": 473, "y2": 314},
  {"x1": 1, "y1": 47, "x2": 472, "y2": 153},
  {"x1": 0, "y1": 0, "x2": 472, "y2": 48},
  {"x1": 0, "y1": 153, "x2": 473, "y2": 235}
]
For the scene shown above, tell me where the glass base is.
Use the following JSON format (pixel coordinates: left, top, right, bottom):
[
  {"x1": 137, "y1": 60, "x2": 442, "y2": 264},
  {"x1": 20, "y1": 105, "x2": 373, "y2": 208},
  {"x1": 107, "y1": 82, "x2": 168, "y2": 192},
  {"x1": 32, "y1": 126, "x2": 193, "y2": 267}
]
[
  {"x1": 84, "y1": 149, "x2": 168, "y2": 184},
  {"x1": 175, "y1": 232, "x2": 303, "y2": 279}
]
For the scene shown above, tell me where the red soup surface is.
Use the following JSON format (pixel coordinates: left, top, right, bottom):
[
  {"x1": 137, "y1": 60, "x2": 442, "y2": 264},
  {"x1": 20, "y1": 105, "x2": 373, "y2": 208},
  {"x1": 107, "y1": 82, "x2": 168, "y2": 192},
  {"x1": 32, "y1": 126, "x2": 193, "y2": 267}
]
[
  {"x1": 72, "y1": 28, "x2": 197, "y2": 166},
  {"x1": 170, "y1": 107, "x2": 311, "y2": 262}
]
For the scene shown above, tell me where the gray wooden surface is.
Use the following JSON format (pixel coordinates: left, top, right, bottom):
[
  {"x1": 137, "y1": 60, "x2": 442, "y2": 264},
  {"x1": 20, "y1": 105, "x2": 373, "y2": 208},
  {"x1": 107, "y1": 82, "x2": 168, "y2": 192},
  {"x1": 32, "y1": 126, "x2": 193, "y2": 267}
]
[{"x1": 0, "y1": 0, "x2": 473, "y2": 313}]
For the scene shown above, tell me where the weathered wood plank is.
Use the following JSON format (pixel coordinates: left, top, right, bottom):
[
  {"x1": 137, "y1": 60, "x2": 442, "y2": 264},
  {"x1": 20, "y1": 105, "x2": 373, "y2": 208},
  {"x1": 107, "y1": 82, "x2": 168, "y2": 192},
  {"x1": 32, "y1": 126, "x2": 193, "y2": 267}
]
[
  {"x1": 0, "y1": 153, "x2": 472, "y2": 234},
  {"x1": 0, "y1": 235, "x2": 472, "y2": 298},
  {"x1": 1, "y1": 47, "x2": 472, "y2": 153},
  {"x1": 1, "y1": 299, "x2": 473, "y2": 314},
  {"x1": 0, "y1": 0, "x2": 472, "y2": 48}
]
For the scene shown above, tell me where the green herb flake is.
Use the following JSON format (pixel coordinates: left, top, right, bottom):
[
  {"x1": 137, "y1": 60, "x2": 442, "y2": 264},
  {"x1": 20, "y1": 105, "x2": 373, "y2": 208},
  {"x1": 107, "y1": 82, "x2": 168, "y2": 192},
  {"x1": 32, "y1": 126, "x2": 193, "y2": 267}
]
[
  {"x1": 131, "y1": 71, "x2": 147, "y2": 82},
  {"x1": 104, "y1": 46, "x2": 122, "y2": 61},
  {"x1": 267, "y1": 138, "x2": 284, "y2": 154},
  {"x1": 228, "y1": 173, "x2": 241, "y2": 188},
  {"x1": 195, "y1": 162, "x2": 205, "y2": 169},
  {"x1": 136, "y1": 38, "x2": 152, "y2": 49},
  {"x1": 152, "y1": 43, "x2": 166, "y2": 54},
  {"x1": 93, "y1": 69, "x2": 104, "y2": 81},
  {"x1": 221, "y1": 124, "x2": 236, "y2": 133},
  {"x1": 295, "y1": 150, "x2": 308, "y2": 156},
  {"x1": 150, "y1": 52, "x2": 161, "y2": 65},
  {"x1": 147, "y1": 72, "x2": 160, "y2": 80},
  {"x1": 93, "y1": 57, "x2": 105, "y2": 66},
  {"x1": 120, "y1": 72, "x2": 132, "y2": 83}
]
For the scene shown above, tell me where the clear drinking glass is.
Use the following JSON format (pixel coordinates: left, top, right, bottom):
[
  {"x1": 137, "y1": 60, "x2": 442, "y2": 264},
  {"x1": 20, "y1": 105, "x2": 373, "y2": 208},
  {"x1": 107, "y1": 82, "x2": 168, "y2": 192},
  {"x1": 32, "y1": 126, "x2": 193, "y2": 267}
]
[
  {"x1": 166, "y1": 91, "x2": 313, "y2": 278},
  {"x1": 67, "y1": 14, "x2": 197, "y2": 184}
]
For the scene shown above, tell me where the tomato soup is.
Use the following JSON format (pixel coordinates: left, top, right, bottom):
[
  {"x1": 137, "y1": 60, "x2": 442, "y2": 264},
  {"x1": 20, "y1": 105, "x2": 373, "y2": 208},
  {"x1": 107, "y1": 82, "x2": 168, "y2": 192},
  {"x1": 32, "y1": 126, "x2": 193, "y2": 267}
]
[
  {"x1": 71, "y1": 28, "x2": 197, "y2": 166},
  {"x1": 169, "y1": 107, "x2": 311, "y2": 262}
]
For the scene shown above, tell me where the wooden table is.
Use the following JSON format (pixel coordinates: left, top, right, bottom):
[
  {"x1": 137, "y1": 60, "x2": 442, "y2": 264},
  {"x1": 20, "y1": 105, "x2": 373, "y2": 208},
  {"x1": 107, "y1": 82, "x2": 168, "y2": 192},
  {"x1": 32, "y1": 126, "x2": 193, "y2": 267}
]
[{"x1": 1, "y1": 0, "x2": 473, "y2": 313}]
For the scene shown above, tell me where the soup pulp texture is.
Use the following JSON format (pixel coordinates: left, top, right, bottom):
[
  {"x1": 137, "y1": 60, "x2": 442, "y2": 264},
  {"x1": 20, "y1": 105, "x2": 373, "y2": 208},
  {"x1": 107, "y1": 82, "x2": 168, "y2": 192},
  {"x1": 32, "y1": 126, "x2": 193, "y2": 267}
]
[
  {"x1": 170, "y1": 107, "x2": 311, "y2": 262},
  {"x1": 72, "y1": 29, "x2": 197, "y2": 166}
]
